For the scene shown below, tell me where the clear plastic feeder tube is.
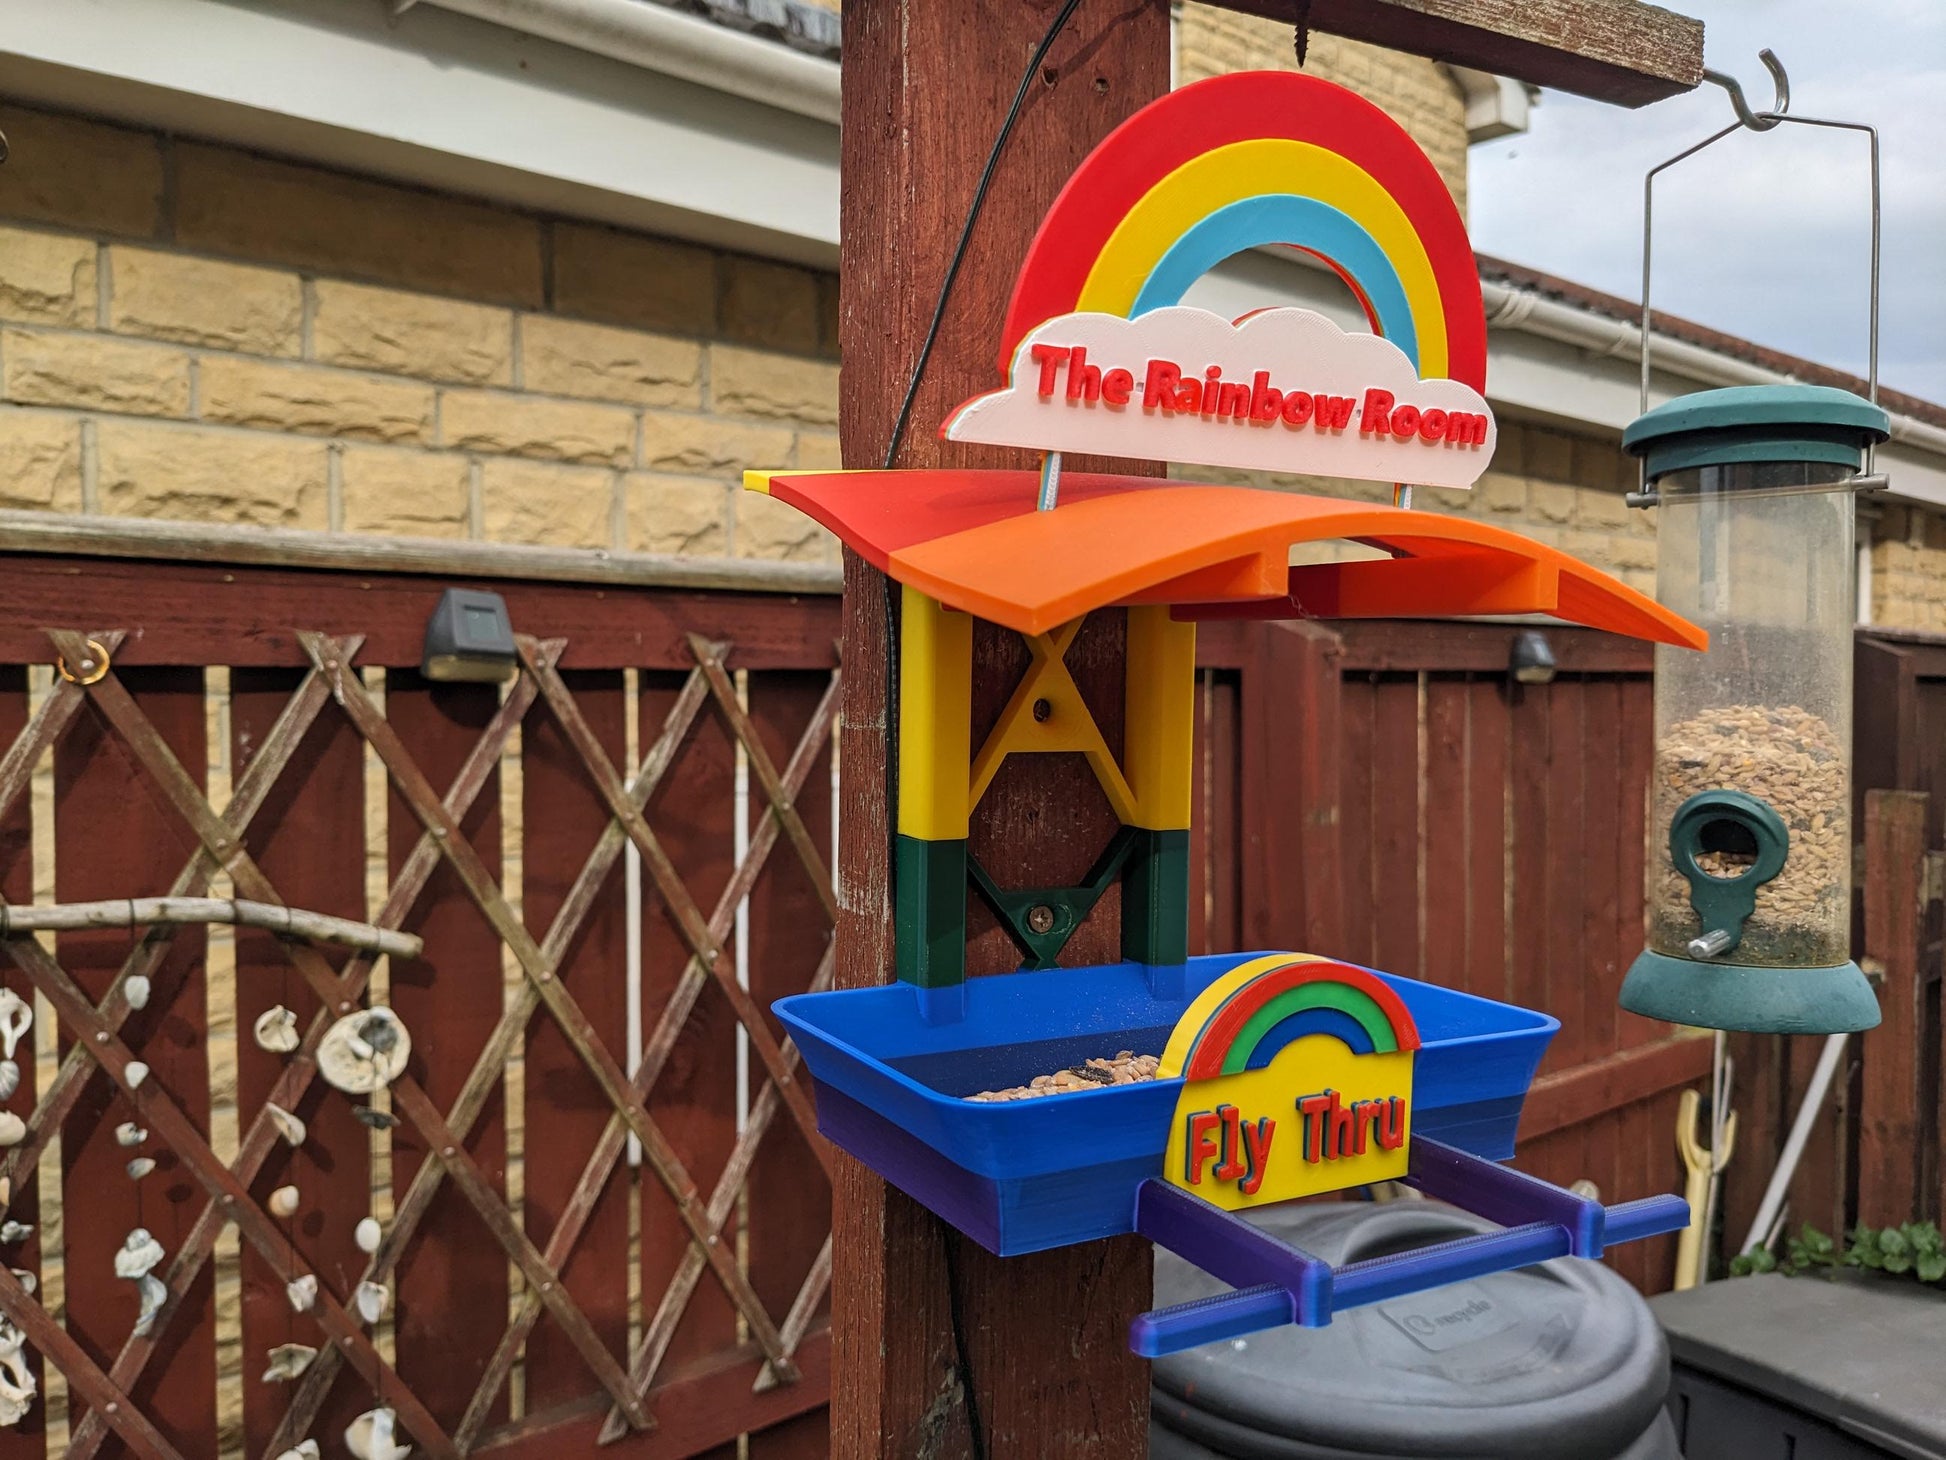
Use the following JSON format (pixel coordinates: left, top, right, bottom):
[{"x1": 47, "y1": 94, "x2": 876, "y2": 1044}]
[{"x1": 1646, "y1": 461, "x2": 1856, "y2": 968}]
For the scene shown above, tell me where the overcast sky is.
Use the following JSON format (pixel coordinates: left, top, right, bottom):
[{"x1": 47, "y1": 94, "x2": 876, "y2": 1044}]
[{"x1": 1467, "y1": 0, "x2": 1946, "y2": 403}]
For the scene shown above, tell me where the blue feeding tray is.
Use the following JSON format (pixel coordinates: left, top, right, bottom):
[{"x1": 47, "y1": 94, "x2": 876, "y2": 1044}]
[
  {"x1": 779, "y1": 952, "x2": 1691, "y2": 1356},
  {"x1": 777, "y1": 952, "x2": 1556, "y2": 1255}
]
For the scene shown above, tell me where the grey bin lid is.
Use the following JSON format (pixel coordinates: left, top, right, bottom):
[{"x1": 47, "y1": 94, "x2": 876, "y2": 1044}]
[
  {"x1": 1651, "y1": 1271, "x2": 1946, "y2": 1456},
  {"x1": 1151, "y1": 1201, "x2": 1670, "y2": 1459}
]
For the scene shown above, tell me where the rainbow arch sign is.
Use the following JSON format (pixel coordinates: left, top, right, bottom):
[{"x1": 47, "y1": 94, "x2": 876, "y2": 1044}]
[
  {"x1": 943, "y1": 71, "x2": 1496, "y2": 491},
  {"x1": 1161, "y1": 956, "x2": 1422, "y2": 1209}
]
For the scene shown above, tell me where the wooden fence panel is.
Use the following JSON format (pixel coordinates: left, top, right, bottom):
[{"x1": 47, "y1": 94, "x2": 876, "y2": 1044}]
[
  {"x1": 387, "y1": 676, "x2": 512, "y2": 1434},
  {"x1": 230, "y1": 667, "x2": 369, "y2": 1457},
  {"x1": 519, "y1": 670, "x2": 631, "y2": 1414},
  {"x1": 58, "y1": 670, "x2": 218, "y2": 1460},
  {"x1": 635, "y1": 673, "x2": 739, "y2": 1402},
  {"x1": 744, "y1": 670, "x2": 837, "y2": 1460},
  {"x1": 0, "y1": 559, "x2": 841, "y2": 1460}
]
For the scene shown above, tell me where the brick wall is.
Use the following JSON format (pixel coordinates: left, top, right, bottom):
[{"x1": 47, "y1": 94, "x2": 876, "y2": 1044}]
[
  {"x1": 0, "y1": 103, "x2": 845, "y2": 565},
  {"x1": 1175, "y1": 4, "x2": 1470, "y2": 210},
  {"x1": 1871, "y1": 505, "x2": 1946, "y2": 632}
]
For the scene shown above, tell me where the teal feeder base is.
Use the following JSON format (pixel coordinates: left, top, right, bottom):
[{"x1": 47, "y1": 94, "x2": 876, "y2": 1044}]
[{"x1": 1620, "y1": 948, "x2": 1882, "y2": 1035}]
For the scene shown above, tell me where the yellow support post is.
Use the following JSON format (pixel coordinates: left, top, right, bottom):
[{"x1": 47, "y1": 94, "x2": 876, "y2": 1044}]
[
  {"x1": 897, "y1": 585, "x2": 973, "y2": 841},
  {"x1": 1123, "y1": 605, "x2": 1196, "y2": 832}
]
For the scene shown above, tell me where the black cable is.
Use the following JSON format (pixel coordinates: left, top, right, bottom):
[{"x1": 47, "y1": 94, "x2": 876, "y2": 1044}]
[
  {"x1": 880, "y1": 0, "x2": 1085, "y2": 470},
  {"x1": 942, "y1": 1227, "x2": 989, "y2": 1460}
]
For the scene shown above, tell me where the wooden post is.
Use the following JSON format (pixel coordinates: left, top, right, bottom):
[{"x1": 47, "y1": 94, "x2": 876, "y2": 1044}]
[
  {"x1": 1859, "y1": 789, "x2": 1928, "y2": 1227},
  {"x1": 835, "y1": 2, "x2": 1168, "y2": 1454}
]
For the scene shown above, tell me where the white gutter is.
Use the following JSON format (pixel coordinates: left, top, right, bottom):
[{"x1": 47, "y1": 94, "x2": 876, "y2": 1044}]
[
  {"x1": 408, "y1": 0, "x2": 842, "y2": 124},
  {"x1": 1481, "y1": 279, "x2": 1946, "y2": 460}
]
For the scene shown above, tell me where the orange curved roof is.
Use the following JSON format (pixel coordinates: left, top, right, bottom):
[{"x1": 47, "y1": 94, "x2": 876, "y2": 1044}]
[{"x1": 746, "y1": 468, "x2": 1705, "y2": 649}]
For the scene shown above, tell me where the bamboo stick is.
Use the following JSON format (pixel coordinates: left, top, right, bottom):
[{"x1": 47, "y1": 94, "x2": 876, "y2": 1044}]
[{"x1": 0, "y1": 898, "x2": 423, "y2": 960}]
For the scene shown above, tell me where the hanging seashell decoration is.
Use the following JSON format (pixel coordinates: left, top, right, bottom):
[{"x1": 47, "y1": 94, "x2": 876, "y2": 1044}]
[
  {"x1": 115, "y1": 1228, "x2": 164, "y2": 1280},
  {"x1": 268, "y1": 1185, "x2": 300, "y2": 1220},
  {"x1": 266, "y1": 1103, "x2": 306, "y2": 1148},
  {"x1": 132, "y1": 1273, "x2": 166, "y2": 1337},
  {"x1": 0, "y1": 990, "x2": 30, "y2": 1110},
  {"x1": 353, "y1": 1279, "x2": 390, "y2": 1325},
  {"x1": 254, "y1": 1005, "x2": 300, "y2": 1054},
  {"x1": 355, "y1": 1217, "x2": 382, "y2": 1255},
  {"x1": 0, "y1": 1316, "x2": 33, "y2": 1426},
  {"x1": 275, "y1": 1442, "x2": 321, "y2": 1460},
  {"x1": 344, "y1": 1406, "x2": 411, "y2": 1460},
  {"x1": 115, "y1": 1121, "x2": 147, "y2": 1147},
  {"x1": 123, "y1": 973, "x2": 151, "y2": 1011},
  {"x1": 317, "y1": 1008, "x2": 411, "y2": 1094},
  {"x1": 116, "y1": 1228, "x2": 167, "y2": 1339},
  {"x1": 0, "y1": 1115, "x2": 24, "y2": 1149},
  {"x1": 261, "y1": 1342, "x2": 318, "y2": 1382},
  {"x1": 10, "y1": 1272, "x2": 32, "y2": 1297},
  {"x1": 285, "y1": 1273, "x2": 317, "y2": 1313},
  {"x1": 0, "y1": 1222, "x2": 31, "y2": 1245},
  {"x1": 124, "y1": 1061, "x2": 149, "y2": 1090},
  {"x1": 125, "y1": 1157, "x2": 156, "y2": 1181}
]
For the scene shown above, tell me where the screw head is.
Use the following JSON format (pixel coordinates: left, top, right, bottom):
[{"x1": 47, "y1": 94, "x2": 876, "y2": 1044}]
[
  {"x1": 1031, "y1": 697, "x2": 1053, "y2": 723},
  {"x1": 1026, "y1": 905, "x2": 1057, "y2": 935}
]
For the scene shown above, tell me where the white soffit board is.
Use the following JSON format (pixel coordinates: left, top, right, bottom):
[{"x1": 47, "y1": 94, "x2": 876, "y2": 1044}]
[{"x1": 0, "y1": 0, "x2": 840, "y2": 266}]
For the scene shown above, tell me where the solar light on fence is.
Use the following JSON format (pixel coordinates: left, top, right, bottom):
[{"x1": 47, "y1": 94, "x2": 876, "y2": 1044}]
[
  {"x1": 421, "y1": 588, "x2": 518, "y2": 684},
  {"x1": 1508, "y1": 629, "x2": 1556, "y2": 685}
]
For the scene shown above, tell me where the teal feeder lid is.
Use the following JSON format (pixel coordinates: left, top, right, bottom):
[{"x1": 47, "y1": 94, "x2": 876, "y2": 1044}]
[{"x1": 1623, "y1": 384, "x2": 1889, "y2": 480}]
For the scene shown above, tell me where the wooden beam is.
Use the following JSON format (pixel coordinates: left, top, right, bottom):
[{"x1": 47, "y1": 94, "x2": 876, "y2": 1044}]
[
  {"x1": 1519, "y1": 1033, "x2": 1712, "y2": 1141},
  {"x1": 837, "y1": 1, "x2": 1169, "y2": 1455},
  {"x1": 1214, "y1": 0, "x2": 1705, "y2": 107}
]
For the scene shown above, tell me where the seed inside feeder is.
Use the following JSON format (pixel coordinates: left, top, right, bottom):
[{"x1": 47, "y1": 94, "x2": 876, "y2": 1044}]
[{"x1": 964, "y1": 1051, "x2": 1160, "y2": 1102}]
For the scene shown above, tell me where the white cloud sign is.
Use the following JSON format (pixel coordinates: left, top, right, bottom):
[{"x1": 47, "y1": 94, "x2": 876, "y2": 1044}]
[{"x1": 942, "y1": 306, "x2": 1497, "y2": 490}]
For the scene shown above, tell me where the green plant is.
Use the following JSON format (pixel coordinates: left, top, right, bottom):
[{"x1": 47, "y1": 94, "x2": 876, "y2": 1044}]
[{"x1": 1728, "y1": 1220, "x2": 1946, "y2": 1285}]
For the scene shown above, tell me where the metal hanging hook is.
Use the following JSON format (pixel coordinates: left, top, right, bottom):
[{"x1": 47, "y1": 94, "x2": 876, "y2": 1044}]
[
  {"x1": 1702, "y1": 48, "x2": 1790, "y2": 131},
  {"x1": 1636, "y1": 48, "x2": 1883, "y2": 495}
]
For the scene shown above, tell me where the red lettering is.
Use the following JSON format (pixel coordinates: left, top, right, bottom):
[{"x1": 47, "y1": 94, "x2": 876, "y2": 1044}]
[
  {"x1": 1444, "y1": 411, "x2": 1488, "y2": 447},
  {"x1": 1249, "y1": 371, "x2": 1283, "y2": 424},
  {"x1": 1202, "y1": 366, "x2": 1222, "y2": 417},
  {"x1": 1030, "y1": 344, "x2": 1069, "y2": 398},
  {"x1": 1360, "y1": 388, "x2": 1395, "y2": 435},
  {"x1": 1065, "y1": 346, "x2": 1101, "y2": 403},
  {"x1": 1315, "y1": 395, "x2": 1355, "y2": 431},
  {"x1": 1379, "y1": 1096, "x2": 1407, "y2": 1150},
  {"x1": 1327, "y1": 1090, "x2": 1355, "y2": 1161},
  {"x1": 1296, "y1": 1091, "x2": 1332, "y2": 1163},
  {"x1": 1101, "y1": 367, "x2": 1133, "y2": 407},
  {"x1": 1143, "y1": 358, "x2": 1180, "y2": 410},
  {"x1": 1418, "y1": 407, "x2": 1448, "y2": 442},
  {"x1": 1217, "y1": 382, "x2": 1251, "y2": 420},
  {"x1": 1389, "y1": 404, "x2": 1420, "y2": 438},
  {"x1": 1214, "y1": 1104, "x2": 1249, "y2": 1182},
  {"x1": 1352, "y1": 1100, "x2": 1382, "y2": 1155},
  {"x1": 1174, "y1": 378, "x2": 1203, "y2": 413},
  {"x1": 1281, "y1": 390, "x2": 1314, "y2": 427},
  {"x1": 1238, "y1": 1117, "x2": 1274, "y2": 1196},
  {"x1": 1185, "y1": 1109, "x2": 1223, "y2": 1185}
]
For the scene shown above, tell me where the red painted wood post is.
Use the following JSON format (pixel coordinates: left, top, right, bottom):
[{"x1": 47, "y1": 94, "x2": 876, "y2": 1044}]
[
  {"x1": 1859, "y1": 789, "x2": 1928, "y2": 1227},
  {"x1": 835, "y1": 2, "x2": 1168, "y2": 1454}
]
